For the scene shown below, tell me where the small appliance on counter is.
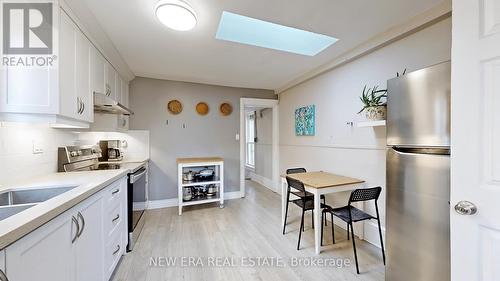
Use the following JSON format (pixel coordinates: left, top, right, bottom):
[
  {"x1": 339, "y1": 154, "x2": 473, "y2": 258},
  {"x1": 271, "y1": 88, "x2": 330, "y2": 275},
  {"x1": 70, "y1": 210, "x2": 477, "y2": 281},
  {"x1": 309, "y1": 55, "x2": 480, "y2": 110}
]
[{"x1": 99, "y1": 140, "x2": 124, "y2": 162}]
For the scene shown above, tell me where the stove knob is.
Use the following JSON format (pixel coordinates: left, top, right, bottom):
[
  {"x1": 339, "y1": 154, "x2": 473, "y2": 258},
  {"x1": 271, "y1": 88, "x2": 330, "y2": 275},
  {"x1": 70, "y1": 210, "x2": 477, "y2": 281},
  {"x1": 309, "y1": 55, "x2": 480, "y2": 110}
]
[
  {"x1": 70, "y1": 151, "x2": 78, "y2": 157},
  {"x1": 77, "y1": 150, "x2": 83, "y2": 156}
]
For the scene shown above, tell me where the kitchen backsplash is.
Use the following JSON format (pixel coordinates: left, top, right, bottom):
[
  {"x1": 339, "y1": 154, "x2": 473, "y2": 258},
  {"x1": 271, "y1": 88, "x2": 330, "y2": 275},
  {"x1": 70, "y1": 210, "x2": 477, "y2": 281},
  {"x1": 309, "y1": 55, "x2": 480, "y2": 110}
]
[
  {"x1": 76, "y1": 130, "x2": 150, "y2": 161},
  {"x1": 0, "y1": 122, "x2": 150, "y2": 187},
  {"x1": 0, "y1": 122, "x2": 79, "y2": 186}
]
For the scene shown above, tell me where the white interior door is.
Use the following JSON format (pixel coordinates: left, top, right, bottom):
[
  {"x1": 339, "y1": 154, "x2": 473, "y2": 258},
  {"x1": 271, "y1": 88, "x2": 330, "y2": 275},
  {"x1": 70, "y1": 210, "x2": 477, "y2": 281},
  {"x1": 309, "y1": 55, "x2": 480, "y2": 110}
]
[{"x1": 451, "y1": 0, "x2": 500, "y2": 280}]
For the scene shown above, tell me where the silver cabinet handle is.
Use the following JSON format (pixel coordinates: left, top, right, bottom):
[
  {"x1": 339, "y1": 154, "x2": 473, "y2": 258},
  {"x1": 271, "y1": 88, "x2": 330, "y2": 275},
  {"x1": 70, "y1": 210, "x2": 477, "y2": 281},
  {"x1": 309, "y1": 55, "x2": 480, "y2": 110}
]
[
  {"x1": 112, "y1": 214, "x2": 120, "y2": 223},
  {"x1": 113, "y1": 245, "x2": 121, "y2": 255},
  {"x1": 112, "y1": 188, "x2": 120, "y2": 195},
  {"x1": 0, "y1": 269, "x2": 9, "y2": 281},
  {"x1": 81, "y1": 101, "x2": 85, "y2": 114},
  {"x1": 71, "y1": 216, "x2": 79, "y2": 243},
  {"x1": 77, "y1": 212, "x2": 85, "y2": 237},
  {"x1": 454, "y1": 201, "x2": 478, "y2": 215}
]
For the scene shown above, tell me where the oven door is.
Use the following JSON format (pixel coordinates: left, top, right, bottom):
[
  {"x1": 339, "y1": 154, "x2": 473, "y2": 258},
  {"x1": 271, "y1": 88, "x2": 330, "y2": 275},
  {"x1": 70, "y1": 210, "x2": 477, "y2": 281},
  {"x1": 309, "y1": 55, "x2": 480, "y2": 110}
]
[{"x1": 127, "y1": 167, "x2": 147, "y2": 251}]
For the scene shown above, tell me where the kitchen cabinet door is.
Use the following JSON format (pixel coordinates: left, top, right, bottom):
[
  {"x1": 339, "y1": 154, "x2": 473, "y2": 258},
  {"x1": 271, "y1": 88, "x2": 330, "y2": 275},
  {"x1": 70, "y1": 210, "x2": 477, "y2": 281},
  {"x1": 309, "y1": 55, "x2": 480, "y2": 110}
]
[
  {"x1": 116, "y1": 75, "x2": 123, "y2": 104},
  {"x1": 75, "y1": 32, "x2": 93, "y2": 122},
  {"x1": 121, "y1": 80, "x2": 129, "y2": 107},
  {"x1": 0, "y1": 3, "x2": 59, "y2": 115},
  {"x1": 75, "y1": 194, "x2": 104, "y2": 281},
  {"x1": 5, "y1": 210, "x2": 75, "y2": 281},
  {"x1": 59, "y1": 9, "x2": 78, "y2": 120},
  {"x1": 91, "y1": 49, "x2": 106, "y2": 96},
  {"x1": 105, "y1": 63, "x2": 116, "y2": 100},
  {"x1": 0, "y1": 250, "x2": 5, "y2": 280}
]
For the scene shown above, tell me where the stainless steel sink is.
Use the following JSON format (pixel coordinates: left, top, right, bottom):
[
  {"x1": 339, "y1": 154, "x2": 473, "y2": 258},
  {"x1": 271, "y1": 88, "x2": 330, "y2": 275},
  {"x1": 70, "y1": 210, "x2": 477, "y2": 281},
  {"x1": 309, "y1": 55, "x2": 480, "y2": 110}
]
[
  {"x1": 0, "y1": 204, "x2": 37, "y2": 221},
  {"x1": 0, "y1": 186, "x2": 77, "y2": 220}
]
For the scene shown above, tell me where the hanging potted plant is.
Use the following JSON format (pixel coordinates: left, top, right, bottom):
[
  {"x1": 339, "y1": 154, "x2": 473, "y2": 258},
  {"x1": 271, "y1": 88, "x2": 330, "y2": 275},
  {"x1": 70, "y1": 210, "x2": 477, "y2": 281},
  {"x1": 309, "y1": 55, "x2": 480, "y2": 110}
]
[{"x1": 358, "y1": 85, "x2": 388, "y2": 121}]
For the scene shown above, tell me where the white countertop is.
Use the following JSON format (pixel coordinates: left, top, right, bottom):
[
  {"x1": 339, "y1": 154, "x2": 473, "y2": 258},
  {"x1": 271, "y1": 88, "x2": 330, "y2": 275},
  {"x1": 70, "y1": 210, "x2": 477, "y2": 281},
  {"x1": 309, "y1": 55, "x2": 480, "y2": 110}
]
[{"x1": 0, "y1": 160, "x2": 148, "y2": 250}]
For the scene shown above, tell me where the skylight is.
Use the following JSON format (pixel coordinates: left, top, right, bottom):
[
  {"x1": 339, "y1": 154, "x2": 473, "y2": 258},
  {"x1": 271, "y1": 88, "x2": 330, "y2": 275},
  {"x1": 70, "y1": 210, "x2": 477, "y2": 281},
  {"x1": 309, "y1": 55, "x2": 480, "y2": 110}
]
[{"x1": 215, "y1": 11, "x2": 338, "y2": 56}]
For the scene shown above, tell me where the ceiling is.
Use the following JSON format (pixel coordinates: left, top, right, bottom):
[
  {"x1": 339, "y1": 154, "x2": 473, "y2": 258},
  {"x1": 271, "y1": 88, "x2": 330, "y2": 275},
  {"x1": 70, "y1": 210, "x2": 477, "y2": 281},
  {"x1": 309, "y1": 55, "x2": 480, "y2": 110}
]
[{"x1": 82, "y1": 0, "x2": 445, "y2": 90}]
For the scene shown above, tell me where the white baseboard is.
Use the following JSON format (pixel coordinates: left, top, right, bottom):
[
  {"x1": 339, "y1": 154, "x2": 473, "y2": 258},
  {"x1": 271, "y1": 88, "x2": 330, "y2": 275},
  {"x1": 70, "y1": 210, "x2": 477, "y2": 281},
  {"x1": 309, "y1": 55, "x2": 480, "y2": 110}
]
[
  {"x1": 323, "y1": 215, "x2": 385, "y2": 249},
  {"x1": 147, "y1": 191, "x2": 242, "y2": 210},
  {"x1": 249, "y1": 172, "x2": 276, "y2": 192},
  {"x1": 363, "y1": 220, "x2": 386, "y2": 248}
]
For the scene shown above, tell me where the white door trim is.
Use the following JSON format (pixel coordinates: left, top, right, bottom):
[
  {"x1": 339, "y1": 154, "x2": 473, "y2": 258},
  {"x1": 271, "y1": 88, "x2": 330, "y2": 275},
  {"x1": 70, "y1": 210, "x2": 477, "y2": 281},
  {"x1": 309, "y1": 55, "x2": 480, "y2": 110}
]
[{"x1": 239, "y1": 98, "x2": 279, "y2": 198}]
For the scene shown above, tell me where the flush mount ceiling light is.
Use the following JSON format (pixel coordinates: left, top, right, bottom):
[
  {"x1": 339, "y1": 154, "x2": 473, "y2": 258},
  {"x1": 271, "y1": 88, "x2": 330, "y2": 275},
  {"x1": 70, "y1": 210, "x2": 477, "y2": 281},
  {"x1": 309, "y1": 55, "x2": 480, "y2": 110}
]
[{"x1": 155, "y1": 0, "x2": 197, "y2": 31}]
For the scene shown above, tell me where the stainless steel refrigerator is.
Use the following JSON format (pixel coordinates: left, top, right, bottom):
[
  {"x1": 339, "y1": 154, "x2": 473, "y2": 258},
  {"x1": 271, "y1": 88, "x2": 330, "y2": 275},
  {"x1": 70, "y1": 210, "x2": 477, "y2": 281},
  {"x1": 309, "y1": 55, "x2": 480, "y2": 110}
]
[{"x1": 386, "y1": 61, "x2": 450, "y2": 281}]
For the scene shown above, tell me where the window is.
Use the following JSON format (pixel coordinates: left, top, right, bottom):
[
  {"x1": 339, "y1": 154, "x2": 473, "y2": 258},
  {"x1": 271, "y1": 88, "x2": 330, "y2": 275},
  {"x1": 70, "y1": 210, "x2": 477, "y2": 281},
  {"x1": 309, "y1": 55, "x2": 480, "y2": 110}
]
[{"x1": 245, "y1": 111, "x2": 256, "y2": 168}]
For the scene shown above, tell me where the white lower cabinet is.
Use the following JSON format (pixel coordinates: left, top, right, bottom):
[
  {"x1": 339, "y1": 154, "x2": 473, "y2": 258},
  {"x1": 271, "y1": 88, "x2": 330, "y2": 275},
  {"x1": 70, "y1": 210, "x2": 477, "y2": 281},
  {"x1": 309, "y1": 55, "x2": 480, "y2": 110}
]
[
  {"x1": 0, "y1": 250, "x2": 6, "y2": 280},
  {"x1": 75, "y1": 194, "x2": 104, "y2": 281},
  {"x1": 5, "y1": 207, "x2": 75, "y2": 281},
  {"x1": 4, "y1": 176, "x2": 127, "y2": 281}
]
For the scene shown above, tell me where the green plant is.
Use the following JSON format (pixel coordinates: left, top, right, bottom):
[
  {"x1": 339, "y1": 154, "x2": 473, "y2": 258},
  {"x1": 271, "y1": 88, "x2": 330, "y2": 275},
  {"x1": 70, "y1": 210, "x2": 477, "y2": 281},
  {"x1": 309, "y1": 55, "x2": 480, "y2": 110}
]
[
  {"x1": 358, "y1": 85, "x2": 388, "y2": 114},
  {"x1": 397, "y1": 68, "x2": 407, "y2": 77}
]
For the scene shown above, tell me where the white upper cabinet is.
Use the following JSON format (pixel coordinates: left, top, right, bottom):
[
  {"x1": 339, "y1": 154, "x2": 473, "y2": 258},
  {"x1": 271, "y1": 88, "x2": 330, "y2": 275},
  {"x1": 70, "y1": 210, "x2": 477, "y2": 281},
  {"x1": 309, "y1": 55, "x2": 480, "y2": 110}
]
[
  {"x1": 0, "y1": 3, "x2": 130, "y2": 128},
  {"x1": 91, "y1": 49, "x2": 106, "y2": 97},
  {"x1": 75, "y1": 31, "x2": 93, "y2": 122},
  {"x1": 59, "y1": 10, "x2": 77, "y2": 120},
  {"x1": 116, "y1": 75, "x2": 123, "y2": 104},
  {"x1": 0, "y1": 3, "x2": 59, "y2": 115},
  {"x1": 105, "y1": 63, "x2": 117, "y2": 100},
  {"x1": 121, "y1": 80, "x2": 129, "y2": 107},
  {"x1": 59, "y1": 9, "x2": 92, "y2": 123}
]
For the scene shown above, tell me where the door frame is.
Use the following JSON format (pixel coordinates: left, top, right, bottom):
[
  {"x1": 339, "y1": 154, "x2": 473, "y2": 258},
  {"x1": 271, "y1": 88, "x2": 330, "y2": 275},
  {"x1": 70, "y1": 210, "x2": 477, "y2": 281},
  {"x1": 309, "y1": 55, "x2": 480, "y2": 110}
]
[{"x1": 239, "y1": 98, "x2": 279, "y2": 197}]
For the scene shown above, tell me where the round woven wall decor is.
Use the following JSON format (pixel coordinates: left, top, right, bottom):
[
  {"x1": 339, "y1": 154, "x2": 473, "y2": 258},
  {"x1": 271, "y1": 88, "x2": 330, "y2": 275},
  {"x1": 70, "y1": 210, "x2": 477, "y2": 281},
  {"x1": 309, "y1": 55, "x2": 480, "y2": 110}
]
[
  {"x1": 220, "y1": 103, "x2": 233, "y2": 116},
  {"x1": 196, "y1": 102, "x2": 209, "y2": 115},
  {"x1": 167, "y1": 100, "x2": 183, "y2": 115}
]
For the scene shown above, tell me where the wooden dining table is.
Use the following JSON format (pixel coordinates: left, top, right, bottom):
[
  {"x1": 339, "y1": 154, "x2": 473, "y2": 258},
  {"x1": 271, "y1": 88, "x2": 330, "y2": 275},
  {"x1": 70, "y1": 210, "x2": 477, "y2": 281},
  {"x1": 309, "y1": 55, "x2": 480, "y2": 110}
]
[{"x1": 281, "y1": 171, "x2": 365, "y2": 255}]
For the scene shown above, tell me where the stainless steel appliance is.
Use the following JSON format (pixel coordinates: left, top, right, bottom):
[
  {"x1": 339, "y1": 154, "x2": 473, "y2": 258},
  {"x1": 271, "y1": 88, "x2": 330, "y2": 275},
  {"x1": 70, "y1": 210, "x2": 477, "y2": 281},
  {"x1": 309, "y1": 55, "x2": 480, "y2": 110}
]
[
  {"x1": 99, "y1": 140, "x2": 124, "y2": 162},
  {"x1": 94, "y1": 92, "x2": 134, "y2": 116},
  {"x1": 127, "y1": 166, "x2": 147, "y2": 251},
  {"x1": 57, "y1": 145, "x2": 121, "y2": 172},
  {"x1": 58, "y1": 145, "x2": 147, "y2": 252},
  {"x1": 386, "y1": 61, "x2": 451, "y2": 281}
]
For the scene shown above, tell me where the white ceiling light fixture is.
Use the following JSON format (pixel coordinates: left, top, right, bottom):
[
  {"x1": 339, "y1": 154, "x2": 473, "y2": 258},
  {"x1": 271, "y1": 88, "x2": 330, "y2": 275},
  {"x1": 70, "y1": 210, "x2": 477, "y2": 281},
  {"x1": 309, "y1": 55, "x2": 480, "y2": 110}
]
[{"x1": 155, "y1": 0, "x2": 197, "y2": 31}]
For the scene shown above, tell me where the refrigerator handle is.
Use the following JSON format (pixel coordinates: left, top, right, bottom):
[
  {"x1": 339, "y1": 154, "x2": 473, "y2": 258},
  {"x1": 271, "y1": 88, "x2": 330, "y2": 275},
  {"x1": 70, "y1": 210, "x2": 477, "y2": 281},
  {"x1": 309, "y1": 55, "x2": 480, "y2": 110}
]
[{"x1": 391, "y1": 146, "x2": 450, "y2": 156}]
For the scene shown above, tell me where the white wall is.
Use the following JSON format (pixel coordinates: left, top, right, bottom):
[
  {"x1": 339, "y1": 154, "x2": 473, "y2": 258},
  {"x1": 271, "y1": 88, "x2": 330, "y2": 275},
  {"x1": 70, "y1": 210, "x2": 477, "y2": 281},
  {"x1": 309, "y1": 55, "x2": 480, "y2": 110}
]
[
  {"x1": 0, "y1": 122, "x2": 78, "y2": 186},
  {"x1": 249, "y1": 108, "x2": 274, "y2": 189},
  {"x1": 129, "y1": 77, "x2": 276, "y2": 201},
  {"x1": 279, "y1": 17, "x2": 451, "y2": 247}
]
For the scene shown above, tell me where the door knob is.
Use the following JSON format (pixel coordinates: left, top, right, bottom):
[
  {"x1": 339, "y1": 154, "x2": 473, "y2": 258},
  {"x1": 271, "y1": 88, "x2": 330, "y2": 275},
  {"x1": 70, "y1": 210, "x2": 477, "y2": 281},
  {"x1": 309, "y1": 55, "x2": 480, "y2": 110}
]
[{"x1": 454, "y1": 201, "x2": 477, "y2": 215}]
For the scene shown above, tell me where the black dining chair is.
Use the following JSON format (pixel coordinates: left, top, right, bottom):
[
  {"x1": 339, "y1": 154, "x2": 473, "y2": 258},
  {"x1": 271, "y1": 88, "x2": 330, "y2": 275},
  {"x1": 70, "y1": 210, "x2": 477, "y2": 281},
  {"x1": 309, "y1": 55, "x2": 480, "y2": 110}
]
[
  {"x1": 321, "y1": 186, "x2": 385, "y2": 274},
  {"x1": 283, "y1": 168, "x2": 327, "y2": 236},
  {"x1": 285, "y1": 176, "x2": 328, "y2": 250}
]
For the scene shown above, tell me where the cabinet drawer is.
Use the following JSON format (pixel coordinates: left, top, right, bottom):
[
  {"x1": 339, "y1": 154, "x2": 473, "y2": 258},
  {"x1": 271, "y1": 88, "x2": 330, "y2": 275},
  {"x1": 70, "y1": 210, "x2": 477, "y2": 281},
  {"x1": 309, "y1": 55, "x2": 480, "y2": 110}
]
[
  {"x1": 105, "y1": 230, "x2": 123, "y2": 280},
  {"x1": 105, "y1": 201, "x2": 123, "y2": 237},
  {"x1": 105, "y1": 180, "x2": 125, "y2": 206}
]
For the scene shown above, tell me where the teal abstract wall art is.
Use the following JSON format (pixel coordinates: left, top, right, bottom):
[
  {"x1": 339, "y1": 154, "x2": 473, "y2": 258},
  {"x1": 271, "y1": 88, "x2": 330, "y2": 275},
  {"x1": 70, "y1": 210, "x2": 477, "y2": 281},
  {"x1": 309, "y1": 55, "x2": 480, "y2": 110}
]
[{"x1": 295, "y1": 105, "x2": 315, "y2": 136}]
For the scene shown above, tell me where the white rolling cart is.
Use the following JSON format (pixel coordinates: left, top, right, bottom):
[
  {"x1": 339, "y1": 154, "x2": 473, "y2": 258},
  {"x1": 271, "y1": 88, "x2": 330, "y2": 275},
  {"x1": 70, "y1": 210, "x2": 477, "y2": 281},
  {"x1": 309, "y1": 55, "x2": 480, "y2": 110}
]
[{"x1": 177, "y1": 157, "x2": 224, "y2": 215}]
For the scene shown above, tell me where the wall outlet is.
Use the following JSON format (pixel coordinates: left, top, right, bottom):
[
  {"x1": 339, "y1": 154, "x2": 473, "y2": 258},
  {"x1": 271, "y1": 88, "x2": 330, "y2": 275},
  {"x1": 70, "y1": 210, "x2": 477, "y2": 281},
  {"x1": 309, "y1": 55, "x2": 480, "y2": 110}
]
[{"x1": 32, "y1": 140, "x2": 43, "y2": 154}]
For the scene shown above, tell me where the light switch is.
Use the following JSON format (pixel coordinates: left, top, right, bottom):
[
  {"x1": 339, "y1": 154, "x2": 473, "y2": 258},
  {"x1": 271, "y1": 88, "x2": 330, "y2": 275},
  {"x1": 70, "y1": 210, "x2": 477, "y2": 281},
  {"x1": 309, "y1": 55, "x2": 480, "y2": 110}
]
[
  {"x1": 32, "y1": 140, "x2": 43, "y2": 154},
  {"x1": 235, "y1": 133, "x2": 240, "y2": 141}
]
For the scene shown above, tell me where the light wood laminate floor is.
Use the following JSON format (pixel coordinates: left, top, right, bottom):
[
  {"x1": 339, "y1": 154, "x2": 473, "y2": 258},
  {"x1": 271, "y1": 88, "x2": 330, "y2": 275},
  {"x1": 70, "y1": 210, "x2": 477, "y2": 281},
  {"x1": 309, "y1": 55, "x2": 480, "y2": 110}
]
[{"x1": 112, "y1": 181, "x2": 384, "y2": 281}]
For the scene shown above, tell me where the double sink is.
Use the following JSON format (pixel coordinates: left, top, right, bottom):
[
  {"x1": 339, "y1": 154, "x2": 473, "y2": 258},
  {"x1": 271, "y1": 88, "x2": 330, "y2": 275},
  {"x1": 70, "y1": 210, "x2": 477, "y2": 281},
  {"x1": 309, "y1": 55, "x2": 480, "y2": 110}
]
[{"x1": 0, "y1": 186, "x2": 77, "y2": 221}]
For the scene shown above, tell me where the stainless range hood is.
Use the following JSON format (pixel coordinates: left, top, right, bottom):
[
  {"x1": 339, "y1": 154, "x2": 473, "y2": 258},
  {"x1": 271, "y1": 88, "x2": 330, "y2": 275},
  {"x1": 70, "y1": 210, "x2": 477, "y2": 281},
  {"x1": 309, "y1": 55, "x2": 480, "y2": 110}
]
[{"x1": 94, "y1": 92, "x2": 134, "y2": 115}]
